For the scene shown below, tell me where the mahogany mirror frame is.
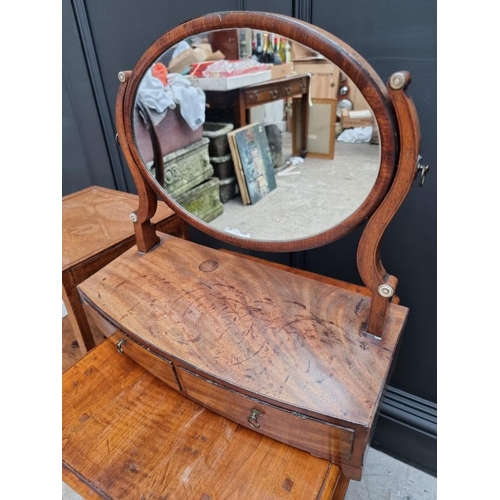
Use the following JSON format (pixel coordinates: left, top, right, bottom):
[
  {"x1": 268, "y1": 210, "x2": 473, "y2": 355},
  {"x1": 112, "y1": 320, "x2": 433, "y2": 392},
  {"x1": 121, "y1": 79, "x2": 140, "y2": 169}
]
[{"x1": 115, "y1": 11, "x2": 420, "y2": 337}]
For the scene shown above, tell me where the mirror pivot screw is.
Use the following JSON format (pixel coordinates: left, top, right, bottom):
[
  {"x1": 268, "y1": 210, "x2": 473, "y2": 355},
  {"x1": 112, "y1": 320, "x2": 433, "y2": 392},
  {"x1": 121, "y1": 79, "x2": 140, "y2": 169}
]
[
  {"x1": 130, "y1": 213, "x2": 138, "y2": 223},
  {"x1": 118, "y1": 71, "x2": 127, "y2": 83},
  {"x1": 389, "y1": 72, "x2": 406, "y2": 90},
  {"x1": 378, "y1": 284, "x2": 394, "y2": 298}
]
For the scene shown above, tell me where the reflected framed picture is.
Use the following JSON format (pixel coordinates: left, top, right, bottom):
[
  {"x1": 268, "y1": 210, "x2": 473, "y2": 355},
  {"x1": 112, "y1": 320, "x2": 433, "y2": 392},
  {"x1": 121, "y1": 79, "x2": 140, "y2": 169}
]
[{"x1": 292, "y1": 98, "x2": 337, "y2": 159}]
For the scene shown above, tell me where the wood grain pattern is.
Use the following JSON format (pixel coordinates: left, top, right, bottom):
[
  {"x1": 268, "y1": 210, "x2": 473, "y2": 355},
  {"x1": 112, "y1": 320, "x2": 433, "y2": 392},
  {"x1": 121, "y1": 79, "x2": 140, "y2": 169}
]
[
  {"x1": 357, "y1": 72, "x2": 421, "y2": 337},
  {"x1": 63, "y1": 336, "x2": 348, "y2": 499},
  {"x1": 179, "y1": 367, "x2": 355, "y2": 462},
  {"x1": 62, "y1": 185, "x2": 185, "y2": 353},
  {"x1": 115, "y1": 73, "x2": 163, "y2": 253},
  {"x1": 62, "y1": 186, "x2": 178, "y2": 270},
  {"x1": 62, "y1": 315, "x2": 93, "y2": 373},
  {"x1": 117, "y1": 334, "x2": 181, "y2": 391},
  {"x1": 218, "y1": 249, "x2": 400, "y2": 304},
  {"x1": 79, "y1": 234, "x2": 407, "y2": 427},
  {"x1": 103, "y1": 10, "x2": 420, "y2": 483},
  {"x1": 83, "y1": 301, "x2": 119, "y2": 338}
]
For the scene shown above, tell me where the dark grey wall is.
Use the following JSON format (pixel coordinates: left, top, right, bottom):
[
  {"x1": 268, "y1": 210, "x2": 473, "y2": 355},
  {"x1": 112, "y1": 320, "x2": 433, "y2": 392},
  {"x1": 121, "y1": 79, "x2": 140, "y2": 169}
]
[
  {"x1": 310, "y1": 0, "x2": 437, "y2": 403},
  {"x1": 62, "y1": 0, "x2": 436, "y2": 473},
  {"x1": 62, "y1": 0, "x2": 117, "y2": 193}
]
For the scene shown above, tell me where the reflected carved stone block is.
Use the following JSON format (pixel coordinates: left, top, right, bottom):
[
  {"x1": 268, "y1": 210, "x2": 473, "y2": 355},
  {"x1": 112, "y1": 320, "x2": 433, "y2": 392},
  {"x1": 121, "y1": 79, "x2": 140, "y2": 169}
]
[
  {"x1": 210, "y1": 153, "x2": 235, "y2": 179},
  {"x1": 203, "y1": 122, "x2": 234, "y2": 157},
  {"x1": 149, "y1": 137, "x2": 213, "y2": 198},
  {"x1": 175, "y1": 177, "x2": 223, "y2": 222},
  {"x1": 219, "y1": 175, "x2": 237, "y2": 203}
]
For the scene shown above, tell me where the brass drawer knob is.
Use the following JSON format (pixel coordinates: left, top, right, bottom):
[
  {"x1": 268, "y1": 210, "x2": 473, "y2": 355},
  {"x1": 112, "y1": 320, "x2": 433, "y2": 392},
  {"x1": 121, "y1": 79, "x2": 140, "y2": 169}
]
[
  {"x1": 116, "y1": 338, "x2": 125, "y2": 354},
  {"x1": 247, "y1": 408, "x2": 262, "y2": 428}
]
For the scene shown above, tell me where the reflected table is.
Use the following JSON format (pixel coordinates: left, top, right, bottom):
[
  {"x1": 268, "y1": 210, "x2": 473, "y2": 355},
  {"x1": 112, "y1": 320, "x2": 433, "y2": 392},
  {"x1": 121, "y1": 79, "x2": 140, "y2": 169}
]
[
  {"x1": 204, "y1": 73, "x2": 311, "y2": 157},
  {"x1": 62, "y1": 336, "x2": 350, "y2": 499}
]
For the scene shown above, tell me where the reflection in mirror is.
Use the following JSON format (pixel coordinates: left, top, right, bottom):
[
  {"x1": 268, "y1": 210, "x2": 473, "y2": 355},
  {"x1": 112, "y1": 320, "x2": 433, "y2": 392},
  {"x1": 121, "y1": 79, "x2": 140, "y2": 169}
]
[{"x1": 133, "y1": 28, "x2": 380, "y2": 243}]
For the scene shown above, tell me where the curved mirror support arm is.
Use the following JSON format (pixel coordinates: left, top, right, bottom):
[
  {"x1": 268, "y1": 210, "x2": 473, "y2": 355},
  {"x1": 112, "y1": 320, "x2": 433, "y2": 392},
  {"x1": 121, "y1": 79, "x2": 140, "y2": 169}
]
[
  {"x1": 115, "y1": 71, "x2": 160, "y2": 253},
  {"x1": 357, "y1": 71, "x2": 421, "y2": 338}
]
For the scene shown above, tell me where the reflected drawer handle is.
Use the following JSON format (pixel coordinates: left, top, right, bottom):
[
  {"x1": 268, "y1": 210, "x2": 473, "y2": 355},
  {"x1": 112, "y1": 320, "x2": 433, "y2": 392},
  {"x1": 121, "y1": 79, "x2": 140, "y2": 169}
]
[
  {"x1": 247, "y1": 408, "x2": 262, "y2": 428},
  {"x1": 248, "y1": 90, "x2": 259, "y2": 101},
  {"x1": 116, "y1": 338, "x2": 125, "y2": 354},
  {"x1": 269, "y1": 89, "x2": 279, "y2": 99},
  {"x1": 284, "y1": 86, "x2": 292, "y2": 95}
]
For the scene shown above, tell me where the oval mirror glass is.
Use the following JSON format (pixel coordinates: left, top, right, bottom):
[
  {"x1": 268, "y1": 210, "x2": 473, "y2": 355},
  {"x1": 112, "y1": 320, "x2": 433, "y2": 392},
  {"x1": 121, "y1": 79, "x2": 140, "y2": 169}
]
[{"x1": 130, "y1": 26, "x2": 387, "y2": 248}]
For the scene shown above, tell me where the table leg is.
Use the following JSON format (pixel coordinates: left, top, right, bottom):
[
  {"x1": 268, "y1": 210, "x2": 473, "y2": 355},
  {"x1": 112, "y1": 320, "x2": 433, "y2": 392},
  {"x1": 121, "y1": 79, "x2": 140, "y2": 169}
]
[
  {"x1": 300, "y1": 90, "x2": 309, "y2": 158},
  {"x1": 332, "y1": 473, "x2": 350, "y2": 500},
  {"x1": 62, "y1": 275, "x2": 96, "y2": 355},
  {"x1": 236, "y1": 91, "x2": 247, "y2": 129}
]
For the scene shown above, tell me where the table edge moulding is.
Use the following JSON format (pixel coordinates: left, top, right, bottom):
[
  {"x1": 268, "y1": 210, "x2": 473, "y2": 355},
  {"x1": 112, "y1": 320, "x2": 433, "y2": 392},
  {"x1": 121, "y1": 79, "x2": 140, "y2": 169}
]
[{"x1": 70, "y1": 10, "x2": 425, "y2": 495}]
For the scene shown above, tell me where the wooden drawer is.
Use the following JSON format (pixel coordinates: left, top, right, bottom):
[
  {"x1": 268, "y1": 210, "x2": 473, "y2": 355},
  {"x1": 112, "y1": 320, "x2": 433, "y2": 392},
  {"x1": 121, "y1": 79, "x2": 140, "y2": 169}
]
[
  {"x1": 243, "y1": 77, "x2": 309, "y2": 106},
  {"x1": 179, "y1": 368, "x2": 354, "y2": 463},
  {"x1": 279, "y1": 77, "x2": 308, "y2": 98},
  {"x1": 84, "y1": 303, "x2": 181, "y2": 392},
  {"x1": 113, "y1": 335, "x2": 181, "y2": 391},
  {"x1": 83, "y1": 301, "x2": 119, "y2": 338},
  {"x1": 244, "y1": 86, "x2": 281, "y2": 105}
]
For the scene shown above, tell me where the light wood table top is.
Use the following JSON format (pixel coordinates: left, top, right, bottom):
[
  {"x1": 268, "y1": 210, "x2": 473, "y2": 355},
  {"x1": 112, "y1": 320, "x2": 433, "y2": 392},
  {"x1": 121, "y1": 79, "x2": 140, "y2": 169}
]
[
  {"x1": 62, "y1": 186, "x2": 177, "y2": 271},
  {"x1": 62, "y1": 336, "x2": 349, "y2": 499}
]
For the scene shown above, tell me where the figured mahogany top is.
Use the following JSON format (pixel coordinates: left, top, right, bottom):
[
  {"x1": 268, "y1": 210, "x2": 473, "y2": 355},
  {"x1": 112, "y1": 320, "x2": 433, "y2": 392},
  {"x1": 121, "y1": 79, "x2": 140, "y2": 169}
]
[
  {"x1": 79, "y1": 234, "x2": 408, "y2": 427},
  {"x1": 62, "y1": 186, "x2": 175, "y2": 271}
]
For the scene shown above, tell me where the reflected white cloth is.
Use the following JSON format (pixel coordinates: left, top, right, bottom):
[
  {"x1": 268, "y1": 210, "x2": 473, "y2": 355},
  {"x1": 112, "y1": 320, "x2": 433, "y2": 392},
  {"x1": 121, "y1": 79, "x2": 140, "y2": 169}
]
[
  {"x1": 337, "y1": 126, "x2": 373, "y2": 143},
  {"x1": 137, "y1": 70, "x2": 206, "y2": 130},
  {"x1": 172, "y1": 40, "x2": 190, "y2": 58}
]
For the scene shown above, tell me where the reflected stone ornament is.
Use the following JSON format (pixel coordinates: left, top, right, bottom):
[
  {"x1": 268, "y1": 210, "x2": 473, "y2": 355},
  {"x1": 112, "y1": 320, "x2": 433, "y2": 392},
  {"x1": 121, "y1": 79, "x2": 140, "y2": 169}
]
[
  {"x1": 148, "y1": 138, "x2": 213, "y2": 198},
  {"x1": 175, "y1": 177, "x2": 223, "y2": 223}
]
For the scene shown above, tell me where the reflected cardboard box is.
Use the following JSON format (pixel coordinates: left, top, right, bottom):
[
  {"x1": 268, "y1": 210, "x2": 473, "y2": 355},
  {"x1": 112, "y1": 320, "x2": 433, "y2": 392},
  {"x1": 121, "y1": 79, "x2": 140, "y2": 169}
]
[{"x1": 340, "y1": 109, "x2": 374, "y2": 129}]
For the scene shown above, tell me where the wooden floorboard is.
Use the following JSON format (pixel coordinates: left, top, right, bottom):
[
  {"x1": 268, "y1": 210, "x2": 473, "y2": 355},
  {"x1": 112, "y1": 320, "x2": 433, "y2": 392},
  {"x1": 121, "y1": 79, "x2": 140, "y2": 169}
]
[{"x1": 62, "y1": 314, "x2": 106, "y2": 373}]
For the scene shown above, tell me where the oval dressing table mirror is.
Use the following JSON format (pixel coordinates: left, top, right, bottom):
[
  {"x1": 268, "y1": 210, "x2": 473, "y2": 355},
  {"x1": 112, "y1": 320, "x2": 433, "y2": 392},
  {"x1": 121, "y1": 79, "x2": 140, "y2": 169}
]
[{"x1": 77, "y1": 11, "x2": 423, "y2": 484}]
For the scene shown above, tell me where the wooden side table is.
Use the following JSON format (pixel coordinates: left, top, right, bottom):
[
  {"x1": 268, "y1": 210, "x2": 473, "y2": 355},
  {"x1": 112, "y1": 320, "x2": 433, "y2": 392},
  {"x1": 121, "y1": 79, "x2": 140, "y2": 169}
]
[
  {"x1": 62, "y1": 336, "x2": 350, "y2": 500},
  {"x1": 204, "y1": 73, "x2": 310, "y2": 157},
  {"x1": 62, "y1": 186, "x2": 187, "y2": 355}
]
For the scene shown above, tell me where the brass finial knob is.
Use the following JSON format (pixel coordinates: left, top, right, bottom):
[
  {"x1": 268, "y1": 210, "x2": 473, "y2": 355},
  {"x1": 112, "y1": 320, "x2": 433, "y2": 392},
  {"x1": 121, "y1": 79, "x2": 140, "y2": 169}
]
[
  {"x1": 389, "y1": 72, "x2": 407, "y2": 90},
  {"x1": 378, "y1": 284, "x2": 395, "y2": 298}
]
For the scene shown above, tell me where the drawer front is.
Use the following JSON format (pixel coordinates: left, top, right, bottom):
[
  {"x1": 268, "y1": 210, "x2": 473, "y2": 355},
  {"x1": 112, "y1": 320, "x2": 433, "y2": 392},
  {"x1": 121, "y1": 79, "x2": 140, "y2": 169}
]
[
  {"x1": 112, "y1": 336, "x2": 181, "y2": 392},
  {"x1": 279, "y1": 78, "x2": 308, "y2": 98},
  {"x1": 244, "y1": 86, "x2": 281, "y2": 105},
  {"x1": 83, "y1": 302, "x2": 118, "y2": 338},
  {"x1": 179, "y1": 368, "x2": 354, "y2": 462}
]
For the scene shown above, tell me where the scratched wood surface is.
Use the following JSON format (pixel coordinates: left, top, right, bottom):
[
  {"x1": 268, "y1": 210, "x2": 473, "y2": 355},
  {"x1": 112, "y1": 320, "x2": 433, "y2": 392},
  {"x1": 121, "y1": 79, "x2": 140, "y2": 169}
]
[
  {"x1": 62, "y1": 336, "x2": 347, "y2": 500},
  {"x1": 79, "y1": 234, "x2": 408, "y2": 427}
]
